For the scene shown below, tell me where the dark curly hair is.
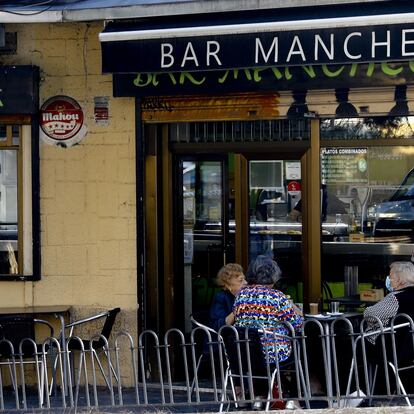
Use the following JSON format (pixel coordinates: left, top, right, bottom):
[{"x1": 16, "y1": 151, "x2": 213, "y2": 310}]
[{"x1": 246, "y1": 255, "x2": 282, "y2": 285}]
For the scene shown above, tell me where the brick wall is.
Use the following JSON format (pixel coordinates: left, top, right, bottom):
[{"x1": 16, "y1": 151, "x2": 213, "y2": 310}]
[{"x1": 0, "y1": 22, "x2": 138, "y2": 350}]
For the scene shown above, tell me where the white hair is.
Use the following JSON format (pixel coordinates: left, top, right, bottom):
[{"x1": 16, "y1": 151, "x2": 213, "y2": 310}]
[{"x1": 390, "y1": 261, "x2": 414, "y2": 286}]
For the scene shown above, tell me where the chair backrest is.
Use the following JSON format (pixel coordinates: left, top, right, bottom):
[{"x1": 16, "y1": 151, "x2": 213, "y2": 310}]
[
  {"x1": 362, "y1": 319, "x2": 414, "y2": 365},
  {"x1": 190, "y1": 315, "x2": 218, "y2": 336},
  {"x1": 0, "y1": 315, "x2": 35, "y2": 356},
  {"x1": 101, "y1": 307, "x2": 121, "y2": 340}
]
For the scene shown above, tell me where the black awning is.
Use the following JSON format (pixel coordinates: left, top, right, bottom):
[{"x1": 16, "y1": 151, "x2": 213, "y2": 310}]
[{"x1": 100, "y1": 4, "x2": 414, "y2": 74}]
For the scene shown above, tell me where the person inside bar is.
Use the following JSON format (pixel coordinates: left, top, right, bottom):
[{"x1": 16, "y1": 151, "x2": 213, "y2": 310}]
[
  {"x1": 288, "y1": 185, "x2": 347, "y2": 222},
  {"x1": 349, "y1": 187, "x2": 362, "y2": 218}
]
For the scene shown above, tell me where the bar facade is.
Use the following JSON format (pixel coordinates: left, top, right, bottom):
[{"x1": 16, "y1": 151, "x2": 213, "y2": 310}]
[{"x1": 0, "y1": 2, "x2": 414, "y2": 374}]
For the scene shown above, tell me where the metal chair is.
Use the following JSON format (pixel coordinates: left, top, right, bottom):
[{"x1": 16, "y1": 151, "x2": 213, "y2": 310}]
[
  {"x1": 345, "y1": 315, "x2": 414, "y2": 407},
  {"x1": 190, "y1": 316, "x2": 238, "y2": 410},
  {"x1": 219, "y1": 323, "x2": 309, "y2": 412},
  {"x1": 62, "y1": 307, "x2": 121, "y2": 390},
  {"x1": 0, "y1": 315, "x2": 54, "y2": 408}
]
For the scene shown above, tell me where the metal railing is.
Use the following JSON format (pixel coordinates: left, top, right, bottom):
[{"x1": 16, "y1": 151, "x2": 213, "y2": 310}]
[{"x1": 0, "y1": 314, "x2": 413, "y2": 411}]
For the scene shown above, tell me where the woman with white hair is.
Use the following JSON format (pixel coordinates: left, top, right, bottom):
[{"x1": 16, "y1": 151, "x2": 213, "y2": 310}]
[
  {"x1": 364, "y1": 261, "x2": 414, "y2": 337},
  {"x1": 363, "y1": 261, "x2": 414, "y2": 367}
]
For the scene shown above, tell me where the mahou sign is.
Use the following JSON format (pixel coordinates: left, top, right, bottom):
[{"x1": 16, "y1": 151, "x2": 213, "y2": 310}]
[{"x1": 40, "y1": 96, "x2": 87, "y2": 147}]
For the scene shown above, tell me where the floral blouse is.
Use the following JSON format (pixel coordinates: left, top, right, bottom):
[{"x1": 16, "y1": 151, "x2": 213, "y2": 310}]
[{"x1": 233, "y1": 285, "x2": 303, "y2": 363}]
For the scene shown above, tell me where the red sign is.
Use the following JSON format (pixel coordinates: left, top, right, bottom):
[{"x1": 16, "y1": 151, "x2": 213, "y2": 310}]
[
  {"x1": 287, "y1": 181, "x2": 301, "y2": 192},
  {"x1": 40, "y1": 96, "x2": 84, "y2": 141}
]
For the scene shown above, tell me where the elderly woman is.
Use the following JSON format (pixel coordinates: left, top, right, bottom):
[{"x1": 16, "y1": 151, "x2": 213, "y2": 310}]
[
  {"x1": 234, "y1": 255, "x2": 303, "y2": 362},
  {"x1": 209, "y1": 263, "x2": 247, "y2": 331},
  {"x1": 360, "y1": 261, "x2": 414, "y2": 397},
  {"x1": 231, "y1": 255, "x2": 303, "y2": 408},
  {"x1": 364, "y1": 261, "x2": 414, "y2": 351}
]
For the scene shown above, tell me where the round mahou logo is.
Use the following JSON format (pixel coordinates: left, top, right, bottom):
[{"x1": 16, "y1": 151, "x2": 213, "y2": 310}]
[{"x1": 40, "y1": 96, "x2": 84, "y2": 143}]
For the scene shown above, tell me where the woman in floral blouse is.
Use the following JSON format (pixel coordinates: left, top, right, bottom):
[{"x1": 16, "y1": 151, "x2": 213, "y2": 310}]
[
  {"x1": 234, "y1": 255, "x2": 303, "y2": 363},
  {"x1": 232, "y1": 255, "x2": 303, "y2": 405}
]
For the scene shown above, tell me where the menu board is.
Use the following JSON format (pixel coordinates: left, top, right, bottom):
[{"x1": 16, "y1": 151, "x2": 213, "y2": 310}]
[{"x1": 321, "y1": 147, "x2": 368, "y2": 184}]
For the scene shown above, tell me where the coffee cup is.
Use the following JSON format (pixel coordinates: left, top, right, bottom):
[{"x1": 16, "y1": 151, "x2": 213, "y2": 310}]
[{"x1": 309, "y1": 303, "x2": 318, "y2": 315}]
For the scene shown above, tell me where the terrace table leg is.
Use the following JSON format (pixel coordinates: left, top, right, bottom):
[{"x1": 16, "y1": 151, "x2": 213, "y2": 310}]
[{"x1": 323, "y1": 323, "x2": 334, "y2": 407}]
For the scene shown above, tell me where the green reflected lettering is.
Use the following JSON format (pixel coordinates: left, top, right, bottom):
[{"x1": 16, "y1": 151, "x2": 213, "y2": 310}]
[{"x1": 132, "y1": 61, "x2": 414, "y2": 91}]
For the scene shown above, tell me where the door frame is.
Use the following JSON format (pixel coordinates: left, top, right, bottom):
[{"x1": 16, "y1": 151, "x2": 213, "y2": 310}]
[
  {"x1": 172, "y1": 153, "x2": 229, "y2": 331},
  {"x1": 142, "y1": 120, "x2": 321, "y2": 332},
  {"x1": 235, "y1": 151, "x2": 309, "y2": 272}
]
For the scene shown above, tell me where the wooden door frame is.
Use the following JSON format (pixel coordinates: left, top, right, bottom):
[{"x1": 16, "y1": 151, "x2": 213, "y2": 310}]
[
  {"x1": 142, "y1": 121, "x2": 322, "y2": 332},
  {"x1": 302, "y1": 119, "x2": 322, "y2": 305}
]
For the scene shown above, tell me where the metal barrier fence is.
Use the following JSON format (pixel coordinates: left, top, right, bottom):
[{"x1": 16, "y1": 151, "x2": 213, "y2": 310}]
[{"x1": 0, "y1": 314, "x2": 413, "y2": 411}]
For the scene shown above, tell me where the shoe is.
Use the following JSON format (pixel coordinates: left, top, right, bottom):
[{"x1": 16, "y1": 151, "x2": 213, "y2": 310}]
[
  {"x1": 235, "y1": 400, "x2": 248, "y2": 409},
  {"x1": 285, "y1": 400, "x2": 301, "y2": 410},
  {"x1": 337, "y1": 390, "x2": 366, "y2": 408},
  {"x1": 270, "y1": 398, "x2": 286, "y2": 409},
  {"x1": 235, "y1": 386, "x2": 248, "y2": 408},
  {"x1": 252, "y1": 396, "x2": 264, "y2": 411}
]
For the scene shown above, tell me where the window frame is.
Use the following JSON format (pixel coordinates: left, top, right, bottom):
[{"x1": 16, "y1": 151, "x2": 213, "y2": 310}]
[
  {"x1": 0, "y1": 117, "x2": 40, "y2": 281},
  {"x1": 319, "y1": 116, "x2": 414, "y2": 286}
]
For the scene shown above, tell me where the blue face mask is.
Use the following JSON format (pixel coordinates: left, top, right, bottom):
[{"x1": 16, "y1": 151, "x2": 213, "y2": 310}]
[{"x1": 385, "y1": 276, "x2": 393, "y2": 292}]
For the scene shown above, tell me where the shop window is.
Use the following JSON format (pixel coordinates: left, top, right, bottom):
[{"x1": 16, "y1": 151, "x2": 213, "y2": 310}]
[
  {"x1": 320, "y1": 120, "x2": 414, "y2": 289},
  {"x1": 0, "y1": 124, "x2": 37, "y2": 280},
  {"x1": 248, "y1": 159, "x2": 302, "y2": 300}
]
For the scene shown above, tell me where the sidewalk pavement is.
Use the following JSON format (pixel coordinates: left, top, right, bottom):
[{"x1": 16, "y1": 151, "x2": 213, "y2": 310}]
[
  {"x1": 2, "y1": 385, "x2": 412, "y2": 413},
  {"x1": 16, "y1": 406, "x2": 414, "y2": 414}
]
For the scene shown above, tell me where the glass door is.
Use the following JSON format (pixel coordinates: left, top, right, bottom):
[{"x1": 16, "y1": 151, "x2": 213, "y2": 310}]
[
  {"x1": 179, "y1": 156, "x2": 233, "y2": 329},
  {"x1": 248, "y1": 158, "x2": 303, "y2": 301},
  {"x1": 176, "y1": 154, "x2": 304, "y2": 330}
]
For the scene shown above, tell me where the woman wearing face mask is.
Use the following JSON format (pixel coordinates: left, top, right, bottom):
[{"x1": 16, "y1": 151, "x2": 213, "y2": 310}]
[
  {"x1": 364, "y1": 262, "x2": 414, "y2": 332},
  {"x1": 209, "y1": 263, "x2": 247, "y2": 331},
  {"x1": 363, "y1": 261, "x2": 414, "y2": 364}
]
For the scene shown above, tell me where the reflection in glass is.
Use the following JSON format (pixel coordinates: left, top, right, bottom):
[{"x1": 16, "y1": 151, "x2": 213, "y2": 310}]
[
  {"x1": 0, "y1": 150, "x2": 18, "y2": 275},
  {"x1": 321, "y1": 144, "x2": 414, "y2": 290},
  {"x1": 321, "y1": 145, "x2": 414, "y2": 243},
  {"x1": 182, "y1": 160, "x2": 224, "y2": 325},
  {"x1": 0, "y1": 125, "x2": 7, "y2": 142},
  {"x1": 12, "y1": 125, "x2": 20, "y2": 146},
  {"x1": 248, "y1": 160, "x2": 302, "y2": 300},
  {"x1": 321, "y1": 117, "x2": 414, "y2": 140}
]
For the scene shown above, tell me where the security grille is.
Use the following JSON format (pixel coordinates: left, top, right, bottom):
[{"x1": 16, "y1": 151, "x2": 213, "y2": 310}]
[{"x1": 169, "y1": 119, "x2": 310, "y2": 144}]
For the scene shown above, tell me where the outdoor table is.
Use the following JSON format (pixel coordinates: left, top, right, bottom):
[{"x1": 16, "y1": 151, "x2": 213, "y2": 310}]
[
  {"x1": 327, "y1": 295, "x2": 378, "y2": 309},
  {"x1": 304, "y1": 312, "x2": 361, "y2": 404},
  {"x1": 0, "y1": 305, "x2": 72, "y2": 394}
]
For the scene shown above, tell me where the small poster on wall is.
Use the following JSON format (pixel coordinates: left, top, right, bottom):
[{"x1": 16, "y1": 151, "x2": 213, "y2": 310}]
[
  {"x1": 39, "y1": 95, "x2": 88, "y2": 148},
  {"x1": 285, "y1": 161, "x2": 301, "y2": 180},
  {"x1": 94, "y1": 96, "x2": 110, "y2": 126}
]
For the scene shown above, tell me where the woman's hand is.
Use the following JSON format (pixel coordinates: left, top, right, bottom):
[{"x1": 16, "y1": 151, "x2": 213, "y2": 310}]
[{"x1": 225, "y1": 312, "x2": 235, "y2": 325}]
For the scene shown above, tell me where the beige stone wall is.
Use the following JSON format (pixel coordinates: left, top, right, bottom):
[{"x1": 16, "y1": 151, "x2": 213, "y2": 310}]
[{"x1": 0, "y1": 22, "x2": 137, "y2": 340}]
